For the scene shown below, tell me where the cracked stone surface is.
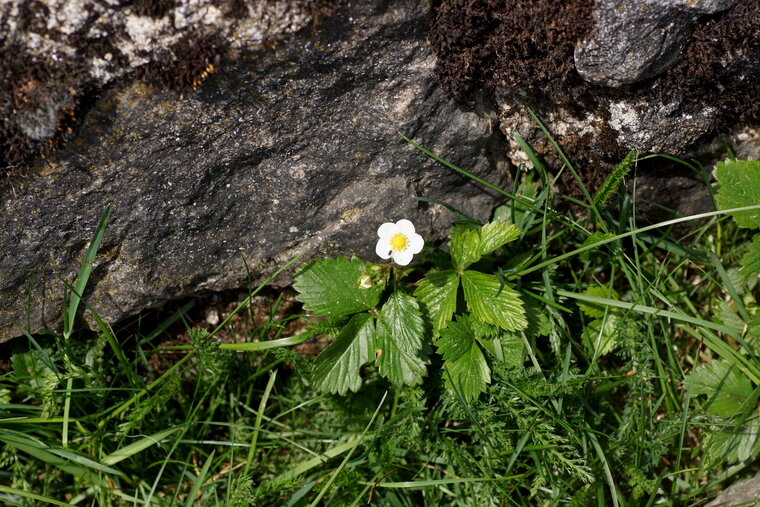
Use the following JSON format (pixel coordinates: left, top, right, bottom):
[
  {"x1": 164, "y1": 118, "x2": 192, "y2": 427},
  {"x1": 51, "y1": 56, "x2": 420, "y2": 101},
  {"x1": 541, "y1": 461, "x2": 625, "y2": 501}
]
[
  {"x1": 0, "y1": 1, "x2": 506, "y2": 342},
  {"x1": 575, "y1": 0, "x2": 739, "y2": 87}
]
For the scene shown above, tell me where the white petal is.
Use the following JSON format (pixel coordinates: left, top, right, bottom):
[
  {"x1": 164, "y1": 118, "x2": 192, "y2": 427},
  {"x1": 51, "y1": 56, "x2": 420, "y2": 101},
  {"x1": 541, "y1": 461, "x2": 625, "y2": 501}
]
[
  {"x1": 395, "y1": 219, "x2": 415, "y2": 236},
  {"x1": 375, "y1": 238, "x2": 392, "y2": 259},
  {"x1": 393, "y1": 249, "x2": 414, "y2": 266},
  {"x1": 377, "y1": 222, "x2": 396, "y2": 239},
  {"x1": 408, "y1": 233, "x2": 424, "y2": 254}
]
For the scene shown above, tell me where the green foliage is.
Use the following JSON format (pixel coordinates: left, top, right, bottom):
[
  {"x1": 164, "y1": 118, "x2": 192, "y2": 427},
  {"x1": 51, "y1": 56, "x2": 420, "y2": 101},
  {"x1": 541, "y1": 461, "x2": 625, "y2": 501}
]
[
  {"x1": 577, "y1": 285, "x2": 618, "y2": 319},
  {"x1": 687, "y1": 360, "x2": 754, "y2": 418},
  {"x1": 293, "y1": 256, "x2": 383, "y2": 317},
  {"x1": 190, "y1": 328, "x2": 226, "y2": 384},
  {"x1": 740, "y1": 233, "x2": 760, "y2": 280},
  {"x1": 376, "y1": 292, "x2": 427, "y2": 386},
  {"x1": 311, "y1": 313, "x2": 376, "y2": 395},
  {"x1": 593, "y1": 150, "x2": 635, "y2": 207},
  {"x1": 714, "y1": 158, "x2": 760, "y2": 228},
  {"x1": 437, "y1": 316, "x2": 490, "y2": 401},
  {"x1": 460, "y1": 270, "x2": 526, "y2": 331},
  {"x1": 294, "y1": 218, "x2": 526, "y2": 397},
  {"x1": 414, "y1": 269, "x2": 459, "y2": 336},
  {"x1": 450, "y1": 220, "x2": 520, "y2": 270}
]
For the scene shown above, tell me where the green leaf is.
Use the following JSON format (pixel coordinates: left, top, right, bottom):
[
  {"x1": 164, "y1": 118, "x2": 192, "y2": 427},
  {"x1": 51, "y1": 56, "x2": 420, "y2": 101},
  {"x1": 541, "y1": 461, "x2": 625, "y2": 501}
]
[
  {"x1": 740, "y1": 234, "x2": 760, "y2": 280},
  {"x1": 312, "y1": 313, "x2": 375, "y2": 395},
  {"x1": 64, "y1": 205, "x2": 111, "y2": 341},
  {"x1": 581, "y1": 316, "x2": 620, "y2": 357},
  {"x1": 714, "y1": 158, "x2": 760, "y2": 228},
  {"x1": 474, "y1": 323, "x2": 524, "y2": 368},
  {"x1": 102, "y1": 427, "x2": 180, "y2": 466},
  {"x1": 437, "y1": 316, "x2": 490, "y2": 401},
  {"x1": 414, "y1": 270, "x2": 459, "y2": 336},
  {"x1": 294, "y1": 257, "x2": 383, "y2": 318},
  {"x1": 493, "y1": 179, "x2": 538, "y2": 226},
  {"x1": 717, "y1": 301, "x2": 745, "y2": 337},
  {"x1": 687, "y1": 360, "x2": 754, "y2": 418},
  {"x1": 376, "y1": 292, "x2": 427, "y2": 386},
  {"x1": 578, "y1": 285, "x2": 619, "y2": 319},
  {"x1": 461, "y1": 270, "x2": 527, "y2": 331},
  {"x1": 450, "y1": 221, "x2": 521, "y2": 270},
  {"x1": 593, "y1": 150, "x2": 635, "y2": 207}
]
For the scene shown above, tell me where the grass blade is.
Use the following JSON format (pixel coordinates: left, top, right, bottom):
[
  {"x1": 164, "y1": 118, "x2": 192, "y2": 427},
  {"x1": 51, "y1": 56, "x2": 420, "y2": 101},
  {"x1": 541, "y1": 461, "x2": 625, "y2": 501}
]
[
  {"x1": 64, "y1": 205, "x2": 111, "y2": 341},
  {"x1": 184, "y1": 449, "x2": 215, "y2": 507},
  {"x1": 0, "y1": 485, "x2": 74, "y2": 506},
  {"x1": 243, "y1": 369, "x2": 277, "y2": 476},
  {"x1": 309, "y1": 390, "x2": 388, "y2": 506},
  {"x1": 102, "y1": 426, "x2": 181, "y2": 466}
]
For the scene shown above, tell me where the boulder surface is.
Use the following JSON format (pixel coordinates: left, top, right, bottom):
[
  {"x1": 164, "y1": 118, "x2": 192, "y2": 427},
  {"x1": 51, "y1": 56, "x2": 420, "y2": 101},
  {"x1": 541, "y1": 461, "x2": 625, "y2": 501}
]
[{"x1": 0, "y1": 1, "x2": 505, "y2": 342}]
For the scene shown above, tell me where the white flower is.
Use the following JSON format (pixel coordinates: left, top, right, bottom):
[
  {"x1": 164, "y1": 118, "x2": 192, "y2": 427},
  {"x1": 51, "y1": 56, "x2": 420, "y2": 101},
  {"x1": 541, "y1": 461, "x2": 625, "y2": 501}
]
[{"x1": 375, "y1": 219, "x2": 424, "y2": 266}]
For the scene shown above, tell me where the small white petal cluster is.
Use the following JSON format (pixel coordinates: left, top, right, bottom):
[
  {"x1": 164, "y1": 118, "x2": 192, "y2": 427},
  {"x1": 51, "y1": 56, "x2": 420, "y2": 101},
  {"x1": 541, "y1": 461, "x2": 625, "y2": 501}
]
[{"x1": 375, "y1": 219, "x2": 424, "y2": 266}]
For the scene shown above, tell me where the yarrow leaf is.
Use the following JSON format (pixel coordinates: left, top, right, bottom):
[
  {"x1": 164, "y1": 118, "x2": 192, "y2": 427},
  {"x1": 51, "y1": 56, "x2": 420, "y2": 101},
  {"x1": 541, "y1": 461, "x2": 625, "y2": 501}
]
[
  {"x1": 312, "y1": 313, "x2": 375, "y2": 395},
  {"x1": 375, "y1": 292, "x2": 427, "y2": 386},
  {"x1": 414, "y1": 270, "x2": 459, "y2": 337},
  {"x1": 437, "y1": 316, "x2": 490, "y2": 401},
  {"x1": 461, "y1": 270, "x2": 527, "y2": 331},
  {"x1": 714, "y1": 158, "x2": 760, "y2": 228},
  {"x1": 293, "y1": 257, "x2": 382, "y2": 318}
]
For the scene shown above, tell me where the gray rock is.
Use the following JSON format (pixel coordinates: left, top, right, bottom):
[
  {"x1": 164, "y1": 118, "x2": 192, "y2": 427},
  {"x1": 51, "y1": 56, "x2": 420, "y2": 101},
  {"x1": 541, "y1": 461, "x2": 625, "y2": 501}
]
[
  {"x1": 0, "y1": 0, "x2": 313, "y2": 163},
  {"x1": 0, "y1": 1, "x2": 506, "y2": 342},
  {"x1": 707, "y1": 472, "x2": 760, "y2": 506},
  {"x1": 575, "y1": 0, "x2": 739, "y2": 87},
  {"x1": 607, "y1": 97, "x2": 718, "y2": 154}
]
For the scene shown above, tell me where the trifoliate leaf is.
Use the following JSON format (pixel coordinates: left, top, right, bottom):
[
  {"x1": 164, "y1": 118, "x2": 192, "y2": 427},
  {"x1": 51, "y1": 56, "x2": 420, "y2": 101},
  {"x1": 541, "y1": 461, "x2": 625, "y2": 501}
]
[
  {"x1": 687, "y1": 360, "x2": 754, "y2": 418},
  {"x1": 437, "y1": 316, "x2": 490, "y2": 401},
  {"x1": 414, "y1": 270, "x2": 459, "y2": 337},
  {"x1": 581, "y1": 316, "x2": 620, "y2": 357},
  {"x1": 376, "y1": 292, "x2": 427, "y2": 386},
  {"x1": 461, "y1": 270, "x2": 527, "y2": 331},
  {"x1": 312, "y1": 313, "x2": 375, "y2": 395},
  {"x1": 450, "y1": 221, "x2": 521, "y2": 270},
  {"x1": 577, "y1": 285, "x2": 619, "y2": 319},
  {"x1": 294, "y1": 257, "x2": 383, "y2": 318},
  {"x1": 714, "y1": 159, "x2": 760, "y2": 228},
  {"x1": 740, "y1": 234, "x2": 760, "y2": 280}
]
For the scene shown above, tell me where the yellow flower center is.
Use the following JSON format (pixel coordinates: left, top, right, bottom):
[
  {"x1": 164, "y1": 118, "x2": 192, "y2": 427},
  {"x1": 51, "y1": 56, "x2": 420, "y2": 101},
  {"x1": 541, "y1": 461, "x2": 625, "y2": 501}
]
[{"x1": 389, "y1": 232, "x2": 408, "y2": 251}]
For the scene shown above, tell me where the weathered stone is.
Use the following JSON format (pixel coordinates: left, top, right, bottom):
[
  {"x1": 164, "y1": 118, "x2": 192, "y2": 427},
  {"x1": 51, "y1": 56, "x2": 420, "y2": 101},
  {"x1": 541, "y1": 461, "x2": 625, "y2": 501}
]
[
  {"x1": 707, "y1": 472, "x2": 760, "y2": 506},
  {"x1": 0, "y1": 0, "x2": 314, "y2": 171},
  {"x1": 607, "y1": 97, "x2": 718, "y2": 154},
  {"x1": 575, "y1": 0, "x2": 739, "y2": 87},
  {"x1": 0, "y1": 1, "x2": 506, "y2": 342}
]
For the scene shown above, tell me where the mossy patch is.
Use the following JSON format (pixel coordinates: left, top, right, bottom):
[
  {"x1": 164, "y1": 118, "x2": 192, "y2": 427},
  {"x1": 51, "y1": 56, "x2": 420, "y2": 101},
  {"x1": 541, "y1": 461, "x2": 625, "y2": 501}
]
[{"x1": 428, "y1": 0, "x2": 760, "y2": 190}]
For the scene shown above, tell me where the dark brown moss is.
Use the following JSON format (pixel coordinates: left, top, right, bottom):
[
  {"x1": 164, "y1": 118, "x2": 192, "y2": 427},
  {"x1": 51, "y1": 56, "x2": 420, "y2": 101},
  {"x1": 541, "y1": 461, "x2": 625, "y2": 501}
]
[
  {"x1": 428, "y1": 0, "x2": 595, "y2": 109},
  {"x1": 429, "y1": 0, "x2": 760, "y2": 192},
  {"x1": 129, "y1": 0, "x2": 178, "y2": 18}
]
